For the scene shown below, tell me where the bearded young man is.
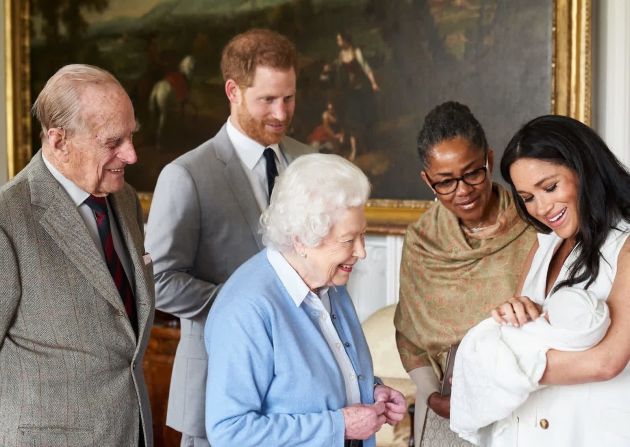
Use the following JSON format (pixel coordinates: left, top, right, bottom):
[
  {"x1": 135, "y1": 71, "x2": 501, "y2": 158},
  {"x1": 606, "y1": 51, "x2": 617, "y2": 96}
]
[{"x1": 145, "y1": 29, "x2": 311, "y2": 447}]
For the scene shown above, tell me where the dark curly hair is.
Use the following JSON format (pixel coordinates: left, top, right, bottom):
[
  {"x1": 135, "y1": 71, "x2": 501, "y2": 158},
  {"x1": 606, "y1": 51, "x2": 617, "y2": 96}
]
[
  {"x1": 417, "y1": 101, "x2": 488, "y2": 167},
  {"x1": 501, "y1": 114, "x2": 630, "y2": 291}
]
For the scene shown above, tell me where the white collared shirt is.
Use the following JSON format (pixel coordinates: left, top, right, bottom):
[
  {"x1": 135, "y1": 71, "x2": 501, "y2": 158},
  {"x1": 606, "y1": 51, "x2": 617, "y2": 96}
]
[
  {"x1": 42, "y1": 153, "x2": 134, "y2": 287},
  {"x1": 266, "y1": 248, "x2": 361, "y2": 405},
  {"x1": 226, "y1": 118, "x2": 288, "y2": 210}
]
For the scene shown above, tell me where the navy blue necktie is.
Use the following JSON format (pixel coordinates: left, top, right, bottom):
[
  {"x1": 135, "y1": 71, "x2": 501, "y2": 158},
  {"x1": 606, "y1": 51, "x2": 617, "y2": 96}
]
[{"x1": 263, "y1": 148, "x2": 278, "y2": 204}]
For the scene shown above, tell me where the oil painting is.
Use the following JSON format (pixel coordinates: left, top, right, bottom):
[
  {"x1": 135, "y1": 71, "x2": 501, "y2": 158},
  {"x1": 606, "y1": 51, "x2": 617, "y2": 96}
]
[{"x1": 7, "y1": 0, "x2": 590, "y2": 230}]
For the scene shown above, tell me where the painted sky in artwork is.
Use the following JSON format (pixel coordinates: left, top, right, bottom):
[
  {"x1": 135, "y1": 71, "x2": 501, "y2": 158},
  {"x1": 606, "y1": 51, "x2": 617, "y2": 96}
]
[
  {"x1": 83, "y1": 0, "x2": 165, "y2": 22},
  {"x1": 83, "y1": 0, "x2": 364, "y2": 24}
]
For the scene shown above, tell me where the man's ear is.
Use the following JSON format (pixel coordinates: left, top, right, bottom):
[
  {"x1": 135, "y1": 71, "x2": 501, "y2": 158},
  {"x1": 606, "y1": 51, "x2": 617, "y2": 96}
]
[
  {"x1": 225, "y1": 79, "x2": 242, "y2": 105},
  {"x1": 420, "y1": 171, "x2": 436, "y2": 194},
  {"x1": 47, "y1": 127, "x2": 64, "y2": 148},
  {"x1": 46, "y1": 128, "x2": 70, "y2": 161}
]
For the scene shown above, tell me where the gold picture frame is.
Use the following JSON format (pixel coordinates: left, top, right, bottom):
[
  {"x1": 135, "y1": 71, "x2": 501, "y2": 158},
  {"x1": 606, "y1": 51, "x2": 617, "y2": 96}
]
[{"x1": 5, "y1": 0, "x2": 591, "y2": 234}]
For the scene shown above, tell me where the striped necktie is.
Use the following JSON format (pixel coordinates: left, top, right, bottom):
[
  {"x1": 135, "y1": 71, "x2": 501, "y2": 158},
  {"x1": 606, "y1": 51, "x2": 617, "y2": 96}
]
[{"x1": 84, "y1": 194, "x2": 137, "y2": 333}]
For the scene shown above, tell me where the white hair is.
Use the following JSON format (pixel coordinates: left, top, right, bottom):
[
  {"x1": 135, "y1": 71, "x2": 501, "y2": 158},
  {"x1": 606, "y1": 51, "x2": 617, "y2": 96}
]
[
  {"x1": 32, "y1": 64, "x2": 123, "y2": 140},
  {"x1": 260, "y1": 153, "x2": 371, "y2": 251}
]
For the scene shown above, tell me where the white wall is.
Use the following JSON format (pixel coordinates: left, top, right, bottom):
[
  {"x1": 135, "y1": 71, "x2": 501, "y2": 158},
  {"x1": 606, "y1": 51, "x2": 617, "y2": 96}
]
[
  {"x1": 594, "y1": 0, "x2": 630, "y2": 167},
  {"x1": 0, "y1": 0, "x2": 8, "y2": 185},
  {"x1": 347, "y1": 234, "x2": 405, "y2": 322}
]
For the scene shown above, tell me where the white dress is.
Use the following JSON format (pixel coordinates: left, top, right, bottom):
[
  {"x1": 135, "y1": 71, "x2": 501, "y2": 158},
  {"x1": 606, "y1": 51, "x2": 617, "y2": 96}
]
[{"x1": 488, "y1": 220, "x2": 630, "y2": 446}]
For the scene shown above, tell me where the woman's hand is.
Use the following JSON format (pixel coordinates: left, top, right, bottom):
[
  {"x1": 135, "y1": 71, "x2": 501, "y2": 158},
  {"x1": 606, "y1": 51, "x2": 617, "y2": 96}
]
[
  {"x1": 491, "y1": 295, "x2": 542, "y2": 327},
  {"x1": 427, "y1": 392, "x2": 450, "y2": 418},
  {"x1": 342, "y1": 401, "x2": 387, "y2": 440},
  {"x1": 373, "y1": 384, "x2": 407, "y2": 425}
]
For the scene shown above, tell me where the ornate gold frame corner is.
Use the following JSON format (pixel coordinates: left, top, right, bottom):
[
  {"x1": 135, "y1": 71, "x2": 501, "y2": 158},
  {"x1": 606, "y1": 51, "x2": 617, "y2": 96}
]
[
  {"x1": 5, "y1": 0, "x2": 31, "y2": 179},
  {"x1": 6, "y1": 0, "x2": 591, "y2": 232}
]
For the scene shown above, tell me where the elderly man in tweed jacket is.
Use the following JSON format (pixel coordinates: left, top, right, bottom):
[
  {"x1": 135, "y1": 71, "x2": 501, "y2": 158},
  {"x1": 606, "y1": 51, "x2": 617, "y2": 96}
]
[{"x1": 0, "y1": 64, "x2": 154, "y2": 446}]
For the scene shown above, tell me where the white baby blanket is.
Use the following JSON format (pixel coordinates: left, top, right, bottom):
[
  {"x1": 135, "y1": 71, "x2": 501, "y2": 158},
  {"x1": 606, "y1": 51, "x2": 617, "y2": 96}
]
[{"x1": 450, "y1": 288, "x2": 609, "y2": 445}]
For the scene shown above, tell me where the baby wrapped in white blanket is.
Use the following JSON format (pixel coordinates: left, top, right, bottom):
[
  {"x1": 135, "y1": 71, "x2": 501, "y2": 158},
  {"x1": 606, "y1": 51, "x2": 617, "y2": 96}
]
[{"x1": 449, "y1": 287, "x2": 610, "y2": 445}]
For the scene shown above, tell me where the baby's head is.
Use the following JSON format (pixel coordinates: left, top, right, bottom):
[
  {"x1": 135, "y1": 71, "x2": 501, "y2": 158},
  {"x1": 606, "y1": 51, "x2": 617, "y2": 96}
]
[{"x1": 544, "y1": 287, "x2": 607, "y2": 331}]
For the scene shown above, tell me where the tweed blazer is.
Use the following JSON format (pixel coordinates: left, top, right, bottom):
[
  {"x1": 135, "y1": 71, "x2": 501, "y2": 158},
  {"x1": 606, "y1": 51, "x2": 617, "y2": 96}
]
[
  {"x1": 145, "y1": 124, "x2": 312, "y2": 436},
  {"x1": 0, "y1": 152, "x2": 155, "y2": 447}
]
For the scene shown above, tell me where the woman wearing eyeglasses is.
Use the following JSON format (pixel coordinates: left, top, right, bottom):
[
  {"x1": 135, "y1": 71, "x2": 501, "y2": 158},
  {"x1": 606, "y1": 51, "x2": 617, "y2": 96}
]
[{"x1": 394, "y1": 101, "x2": 536, "y2": 446}]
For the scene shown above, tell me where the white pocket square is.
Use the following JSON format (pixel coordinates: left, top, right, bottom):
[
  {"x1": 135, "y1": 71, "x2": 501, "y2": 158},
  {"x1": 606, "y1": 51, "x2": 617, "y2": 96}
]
[{"x1": 143, "y1": 253, "x2": 152, "y2": 266}]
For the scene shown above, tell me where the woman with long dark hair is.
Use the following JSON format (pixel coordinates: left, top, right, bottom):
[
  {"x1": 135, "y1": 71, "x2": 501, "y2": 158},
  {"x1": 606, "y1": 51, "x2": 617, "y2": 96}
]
[{"x1": 489, "y1": 114, "x2": 630, "y2": 445}]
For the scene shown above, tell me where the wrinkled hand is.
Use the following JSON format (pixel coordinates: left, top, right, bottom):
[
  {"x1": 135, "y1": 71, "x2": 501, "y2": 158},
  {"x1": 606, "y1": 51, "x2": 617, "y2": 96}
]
[
  {"x1": 373, "y1": 384, "x2": 407, "y2": 425},
  {"x1": 427, "y1": 392, "x2": 450, "y2": 419},
  {"x1": 342, "y1": 401, "x2": 387, "y2": 440},
  {"x1": 491, "y1": 295, "x2": 542, "y2": 327}
]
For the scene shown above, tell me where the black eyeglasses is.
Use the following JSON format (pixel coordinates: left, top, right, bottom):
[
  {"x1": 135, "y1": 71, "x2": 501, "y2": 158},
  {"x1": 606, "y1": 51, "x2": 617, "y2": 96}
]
[{"x1": 425, "y1": 157, "x2": 488, "y2": 195}]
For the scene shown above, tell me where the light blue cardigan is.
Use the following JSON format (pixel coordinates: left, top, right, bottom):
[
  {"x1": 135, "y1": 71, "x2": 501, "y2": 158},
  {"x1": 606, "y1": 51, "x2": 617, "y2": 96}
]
[{"x1": 205, "y1": 250, "x2": 377, "y2": 446}]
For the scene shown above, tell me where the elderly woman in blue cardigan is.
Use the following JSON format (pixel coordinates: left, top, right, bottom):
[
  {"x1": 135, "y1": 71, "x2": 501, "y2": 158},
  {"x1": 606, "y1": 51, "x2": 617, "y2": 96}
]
[{"x1": 204, "y1": 153, "x2": 406, "y2": 446}]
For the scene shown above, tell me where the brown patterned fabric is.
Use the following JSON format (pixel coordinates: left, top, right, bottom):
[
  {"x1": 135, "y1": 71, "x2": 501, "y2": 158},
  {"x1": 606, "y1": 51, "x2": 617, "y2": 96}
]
[{"x1": 395, "y1": 184, "x2": 536, "y2": 377}]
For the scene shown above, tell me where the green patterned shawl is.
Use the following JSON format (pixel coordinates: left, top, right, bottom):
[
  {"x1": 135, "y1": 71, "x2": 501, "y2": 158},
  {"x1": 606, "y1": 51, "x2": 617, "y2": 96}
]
[{"x1": 394, "y1": 184, "x2": 536, "y2": 379}]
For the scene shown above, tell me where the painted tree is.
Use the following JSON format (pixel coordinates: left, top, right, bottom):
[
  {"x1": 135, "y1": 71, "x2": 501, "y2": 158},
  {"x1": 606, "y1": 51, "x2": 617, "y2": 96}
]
[{"x1": 32, "y1": 0, "x2": 109, "y2": 44}]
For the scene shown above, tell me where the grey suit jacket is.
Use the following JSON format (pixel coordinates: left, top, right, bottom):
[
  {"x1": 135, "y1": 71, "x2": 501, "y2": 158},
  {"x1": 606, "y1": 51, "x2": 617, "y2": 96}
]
[
  {"x1": 0, "y1": 152, "x2": 155, "y2": 447},
  {"x1": 145, "y1": 124, "x2": 311, "y2": 436}
]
